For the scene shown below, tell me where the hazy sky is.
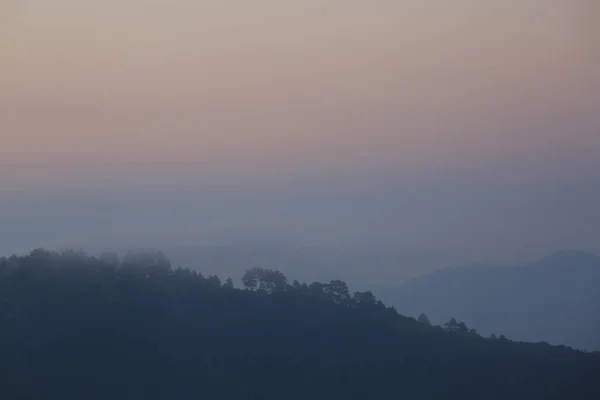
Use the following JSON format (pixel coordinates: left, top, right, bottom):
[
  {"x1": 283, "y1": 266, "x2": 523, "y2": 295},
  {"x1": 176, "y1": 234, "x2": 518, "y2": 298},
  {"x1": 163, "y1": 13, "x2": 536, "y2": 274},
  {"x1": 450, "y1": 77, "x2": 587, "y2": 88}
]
[{"x1": 1, "y1": 1, "x2": 599, "y2": 282}]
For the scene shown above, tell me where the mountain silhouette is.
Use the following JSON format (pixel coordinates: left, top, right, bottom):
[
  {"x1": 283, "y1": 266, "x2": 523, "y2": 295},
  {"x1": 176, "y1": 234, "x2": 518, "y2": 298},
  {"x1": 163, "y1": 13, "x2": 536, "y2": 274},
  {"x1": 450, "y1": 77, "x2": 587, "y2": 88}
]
[
  {"x1": 377, "y1": 250, "x2": 600, "y2": 350},
  {"x1": 1, "y1": 249, "x2": 599, "y2": 399}
]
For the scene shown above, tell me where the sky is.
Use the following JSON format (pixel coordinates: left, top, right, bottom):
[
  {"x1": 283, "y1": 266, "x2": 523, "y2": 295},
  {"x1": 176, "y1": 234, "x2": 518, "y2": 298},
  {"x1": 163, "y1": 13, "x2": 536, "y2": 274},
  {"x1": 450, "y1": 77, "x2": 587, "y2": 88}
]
[{"x1": 1, "y1": 1, "x2": 599, "y2": 283}]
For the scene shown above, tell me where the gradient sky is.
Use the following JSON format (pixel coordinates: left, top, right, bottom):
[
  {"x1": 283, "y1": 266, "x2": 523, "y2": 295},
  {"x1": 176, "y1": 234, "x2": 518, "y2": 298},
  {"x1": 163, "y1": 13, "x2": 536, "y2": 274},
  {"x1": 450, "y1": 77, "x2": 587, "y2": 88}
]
[{"x1": 1, "y1": 1, "x2": 599, "y2": 282}]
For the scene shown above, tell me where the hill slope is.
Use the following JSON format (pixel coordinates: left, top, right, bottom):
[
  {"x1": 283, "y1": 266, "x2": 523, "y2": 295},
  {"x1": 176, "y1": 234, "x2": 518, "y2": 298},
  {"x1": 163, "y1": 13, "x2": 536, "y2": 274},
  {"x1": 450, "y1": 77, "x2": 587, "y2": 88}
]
[
  {"x1": 377, "y1": 250, "x2": 600, "y2": 350},
  {"x1": 1, "y1": 250, "x2": 599, "y2": 399}
]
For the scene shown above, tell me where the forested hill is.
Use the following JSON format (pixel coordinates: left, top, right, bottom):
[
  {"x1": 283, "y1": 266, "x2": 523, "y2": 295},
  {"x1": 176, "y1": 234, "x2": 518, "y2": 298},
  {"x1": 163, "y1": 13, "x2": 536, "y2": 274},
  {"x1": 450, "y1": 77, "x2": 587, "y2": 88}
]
[{"x1": 1, "y1": 250, "x2": 599, "y2": 400}]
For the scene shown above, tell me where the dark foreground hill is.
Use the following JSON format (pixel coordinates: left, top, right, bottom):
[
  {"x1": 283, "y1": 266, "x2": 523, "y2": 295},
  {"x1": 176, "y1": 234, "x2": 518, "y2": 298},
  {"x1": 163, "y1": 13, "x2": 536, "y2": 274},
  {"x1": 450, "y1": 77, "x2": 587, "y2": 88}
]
[
  {"x1": 1, "y1": 250, "x2": 599, "y2": 400},
  {"x1": 376, "y1": 250, "x2": 600, "y2": 351}
]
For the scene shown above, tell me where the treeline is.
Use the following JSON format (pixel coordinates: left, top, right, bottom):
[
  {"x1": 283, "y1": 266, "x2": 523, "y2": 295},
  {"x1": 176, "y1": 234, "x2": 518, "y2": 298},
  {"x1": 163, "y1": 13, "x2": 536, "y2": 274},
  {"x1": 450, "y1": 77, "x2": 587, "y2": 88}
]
[
  {"x1": 1, "y1": 249, "x2": 487, "y2": 337},
  {"x1": 1, "y1": 249, "x2": 599, "y2": 399}
]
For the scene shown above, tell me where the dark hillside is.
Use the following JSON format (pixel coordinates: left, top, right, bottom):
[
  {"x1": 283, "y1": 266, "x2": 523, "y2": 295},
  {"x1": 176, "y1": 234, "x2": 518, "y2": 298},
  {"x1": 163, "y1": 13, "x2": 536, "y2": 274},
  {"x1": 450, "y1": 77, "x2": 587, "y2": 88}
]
[{"x1": 1, "y1": 250, "x2": 598, "y2": 399}]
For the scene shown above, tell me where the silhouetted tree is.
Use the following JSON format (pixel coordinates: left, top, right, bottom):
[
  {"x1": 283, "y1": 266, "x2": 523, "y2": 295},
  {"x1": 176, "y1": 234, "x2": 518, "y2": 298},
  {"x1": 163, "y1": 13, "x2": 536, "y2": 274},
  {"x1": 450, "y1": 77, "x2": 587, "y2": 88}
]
[
  {"x1": 223, "y1": 277, "x2": 234, "y2": 289},
  {"x1": 352, "y1": 290, "x2": 377, "y2": 306},
  {"x1": 418, "y1": 313, "x2": 432, "y2": 326},
  {"x1": 242, "y1": 267, "x2": 259, "y2": 290},
  {"x1": 291, "y1": 280, "x2": 302, "y2": 290},
  {"x1": 325, "y1": 280, "x2": 350, "y2": 304},
  {"x1": 241, "y1": 267, "x2": 288, "y2": 294},
  {"x1": 444, "y1": 318, "x2": 459, "y2": 333},
  {"x1": 457, "y1": 321, "x2": 469, "y2": 335},
  {"x1": 259, "y1": 269, "x2": 288, "y2": 294},
  {"x1": 444, "y1": 318, "x2": 471, "y2": 335},
  {"x1": 207, "y1": 275, "x2": 222, "y2": 288},
  {"x1": 308, "y1": 281, "x2": 327, "y2": 296}
]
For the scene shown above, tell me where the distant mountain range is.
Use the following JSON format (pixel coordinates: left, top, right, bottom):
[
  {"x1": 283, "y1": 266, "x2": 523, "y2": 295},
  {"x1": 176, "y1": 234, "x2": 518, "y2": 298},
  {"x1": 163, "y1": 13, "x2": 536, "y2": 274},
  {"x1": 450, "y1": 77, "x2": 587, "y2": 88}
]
[{"x1": 375, "y1": 250, "x2": 600, "y2": 351}]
